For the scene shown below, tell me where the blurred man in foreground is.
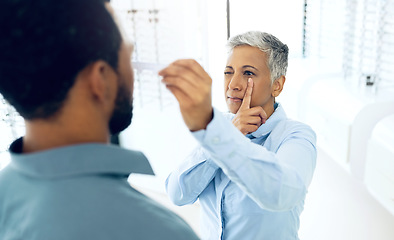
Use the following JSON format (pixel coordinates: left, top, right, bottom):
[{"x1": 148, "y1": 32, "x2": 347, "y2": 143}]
[{"x1": 0, "y1": 0, "x2": 198, "y2": 239}]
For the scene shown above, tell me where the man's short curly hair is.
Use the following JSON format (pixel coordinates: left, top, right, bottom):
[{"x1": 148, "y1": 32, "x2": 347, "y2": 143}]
[{"x1": 0, "y1": 0, "x2": 121, "y2": 119}]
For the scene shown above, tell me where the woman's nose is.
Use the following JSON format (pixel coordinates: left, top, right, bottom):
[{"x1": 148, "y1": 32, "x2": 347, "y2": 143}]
[{"x1": 228, "y1": 75, "x2": 244, "y2": 91}]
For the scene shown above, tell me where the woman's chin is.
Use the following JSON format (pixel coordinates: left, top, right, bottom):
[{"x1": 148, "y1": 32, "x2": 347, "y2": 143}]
[{"x1": 226, "y1": 105, "x2": 239, "y2": 114}]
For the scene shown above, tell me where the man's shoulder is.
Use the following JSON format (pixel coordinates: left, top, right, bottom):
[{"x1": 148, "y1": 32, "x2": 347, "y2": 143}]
[
  {"x1": 82, "y1": 183, "x2": 199, "y2": 239},
  {"x1": 127, "y1": 194, "x2": 199, "y2": 239},
  {"x1": 0, "y1": 164, "x2": 16, "y2": 187},
  {"x1": 0, "y1": 152, "x2": 198, "y2": 239},
  {"x1": 0, "y1": 172, "x2": 198, "y2": 239}
]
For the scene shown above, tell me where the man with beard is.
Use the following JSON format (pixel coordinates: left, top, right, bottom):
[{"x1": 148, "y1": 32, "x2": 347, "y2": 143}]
[{"x1": 0, "y1": 0, "x2": 198, "y2": 239}]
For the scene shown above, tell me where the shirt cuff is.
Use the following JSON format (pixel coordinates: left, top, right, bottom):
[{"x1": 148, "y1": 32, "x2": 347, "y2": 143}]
[
  {"x1": 191, "y1": 107, "x2": 228, "y2": 143},
  {"x1": 191, "y1": 108, "x2": 249, "y2": 169}
]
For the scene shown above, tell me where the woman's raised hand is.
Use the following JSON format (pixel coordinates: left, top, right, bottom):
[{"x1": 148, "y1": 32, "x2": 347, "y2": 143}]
[
  {"x1": 159, "y1": 59, "x2": 213, "y2": 132},
  {"x1": 232, "y1": 78, "x2": 267, "y2": 135}
]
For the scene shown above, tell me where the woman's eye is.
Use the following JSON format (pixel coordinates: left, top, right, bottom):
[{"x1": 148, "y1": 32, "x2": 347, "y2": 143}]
[
  {"x1": 224, "y1": 71, "x2": 233, "y2": 75},
  {"x1": 244, "y1": 71, "x2": 255, "y2": 76}
]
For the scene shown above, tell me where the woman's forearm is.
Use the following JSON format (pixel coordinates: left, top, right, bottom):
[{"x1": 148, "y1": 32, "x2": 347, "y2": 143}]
[
  {"x1": 193, "y1": 108, "x2": 317, "y2": 211},
  {"x1": 165, "y1": 148, "x2": 219, "y2": 206}
]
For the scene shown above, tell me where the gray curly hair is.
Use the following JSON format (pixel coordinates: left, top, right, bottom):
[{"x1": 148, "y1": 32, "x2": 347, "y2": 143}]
[{"x1": 226, "y1": 31, "x2": 289, "y2": 84}]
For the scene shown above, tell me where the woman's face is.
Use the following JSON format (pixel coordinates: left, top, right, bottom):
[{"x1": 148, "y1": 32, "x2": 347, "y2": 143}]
[{"x1": 224, "y1": 45, "x2": 274, "y2": 114}]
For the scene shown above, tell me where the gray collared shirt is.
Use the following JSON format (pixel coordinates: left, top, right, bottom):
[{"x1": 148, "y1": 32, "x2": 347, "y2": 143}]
[{"x1": 0, "y1": 138, "x2": 199, "y2": 240}]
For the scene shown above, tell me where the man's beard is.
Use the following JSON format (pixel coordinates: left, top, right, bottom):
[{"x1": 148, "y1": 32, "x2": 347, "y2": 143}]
[{"x1": 108, "y1": 81, "x2": 133, "y2": 135}]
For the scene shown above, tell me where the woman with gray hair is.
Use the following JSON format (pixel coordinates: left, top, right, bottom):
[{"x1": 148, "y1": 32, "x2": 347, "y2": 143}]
[{"x1": 162, "y1": 31, "x2": 317, "y2": 240}]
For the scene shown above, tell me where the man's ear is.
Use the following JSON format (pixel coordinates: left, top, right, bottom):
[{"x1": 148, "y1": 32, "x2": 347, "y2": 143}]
[
  {"x1": 271, "y1": 76, "x2": 286, "y2": 98},
  {"x1": 87, "y1": 60, "x2": 118, "y2": 103}
]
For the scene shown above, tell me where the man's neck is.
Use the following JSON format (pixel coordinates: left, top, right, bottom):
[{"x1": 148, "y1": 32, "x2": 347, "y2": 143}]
[{"x1": 23, "y1": 119, "x2": 109, "y2": 153}]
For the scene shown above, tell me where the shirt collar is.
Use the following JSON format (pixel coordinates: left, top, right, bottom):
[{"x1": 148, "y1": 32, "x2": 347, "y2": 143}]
[
  {"x1": 8, "y1": 138, "x2": 154, "y2": 179},
  {"x1": 246, "y1": 102, "x2": 287, "y2": 139}
]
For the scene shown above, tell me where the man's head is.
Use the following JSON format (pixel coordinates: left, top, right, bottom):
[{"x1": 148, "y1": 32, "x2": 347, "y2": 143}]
[{"x1": 0, "y1": 0, "x2": 134, "y2": 135}]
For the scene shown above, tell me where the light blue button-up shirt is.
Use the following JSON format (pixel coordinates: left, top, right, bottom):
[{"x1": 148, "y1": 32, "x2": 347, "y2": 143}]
[
  {"x1": 0, "y1": 138, "x2": 199, "y2": 240},
  {"x1": 166, "y1": 103, "x2": 317, "y2": 240}
]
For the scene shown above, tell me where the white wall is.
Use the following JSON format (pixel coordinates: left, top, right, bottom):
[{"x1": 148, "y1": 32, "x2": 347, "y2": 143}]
[{"x1": 229, "y1": 0, "x2": 305, "y2": 58}]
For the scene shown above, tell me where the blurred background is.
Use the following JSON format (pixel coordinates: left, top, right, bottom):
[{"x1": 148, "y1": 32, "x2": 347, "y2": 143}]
[{"x1": 1, "y1": 0, "x2": 394, "y2": 239}]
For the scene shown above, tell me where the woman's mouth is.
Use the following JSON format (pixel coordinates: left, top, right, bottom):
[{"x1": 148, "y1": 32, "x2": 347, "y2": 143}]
[{"x1": 227, "y1": 96, "x2": 242, "y2": 102}]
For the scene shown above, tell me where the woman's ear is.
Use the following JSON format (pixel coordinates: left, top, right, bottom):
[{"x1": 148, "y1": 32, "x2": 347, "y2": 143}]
[{"x1": 271, "y1": 76, "x2": 286, "y2": 98}]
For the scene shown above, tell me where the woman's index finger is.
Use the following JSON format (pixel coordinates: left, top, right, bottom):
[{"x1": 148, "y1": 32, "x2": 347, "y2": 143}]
[{"x1": 239, "y1": 78, "x2": 253, "y2": 110}]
